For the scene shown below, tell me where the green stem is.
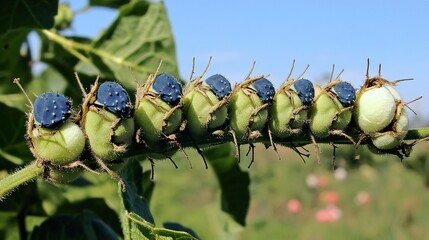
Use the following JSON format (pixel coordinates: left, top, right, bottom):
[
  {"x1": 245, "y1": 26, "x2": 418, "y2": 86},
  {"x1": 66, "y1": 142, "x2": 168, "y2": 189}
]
[
  {"x1": 123, "y1": 127, "x2": 429, "y2": 160},
  {"x1": 41, "y1": 29, "x2": 154, "y2": 74},
  {"x1": 405, "y1": 127, "x2": 429, "y2": 140},
  {"x1": 1, "y1": 127, "x2": 428, "y2": 199},
  {"x1": 0, "y1": 162, "x2": 43, "y2": 198}
]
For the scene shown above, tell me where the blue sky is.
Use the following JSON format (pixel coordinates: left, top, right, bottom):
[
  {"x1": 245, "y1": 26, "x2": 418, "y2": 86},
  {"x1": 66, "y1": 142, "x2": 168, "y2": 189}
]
[{"x1": 60, "y1": 0, "x2": 429, "y2": 124}]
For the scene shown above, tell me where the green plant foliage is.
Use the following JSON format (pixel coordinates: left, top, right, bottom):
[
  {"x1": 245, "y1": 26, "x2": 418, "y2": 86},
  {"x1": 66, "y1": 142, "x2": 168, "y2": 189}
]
[
  {"x1": 29, "y1": 210, "x2": 118, "y2": 240},
  {"x1": 75, "y1": 1, "x2": 179, "y2": 90},
  {"x1": 205, "y1": 144, "x2": 250, "y2": 227},
  {"x1": 0, "y1": 0, "x2": 58, "y2": 35}
]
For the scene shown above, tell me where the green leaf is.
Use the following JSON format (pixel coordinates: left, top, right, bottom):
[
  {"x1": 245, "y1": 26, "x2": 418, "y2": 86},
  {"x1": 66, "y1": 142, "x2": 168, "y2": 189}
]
[
  {"x1": 27, "y1": 67, "x2": 68, "y2": 97},
  {"x1": 29, "y1": 210, "x2": 118, "y2": 240},
  {"x1": 126, "y1": 213, "x2": 198, "y2": 240},
  {"x1": 142, "y1": 170, "x2": 155, "y2": 205},
  {"x1": 75, "y1": 1, "x2": 180, "y2": 90},
  {"x1": 120, "y1": 160, "x2": 154, "y2": 224},
  {"x1": 119, "y1": 160, "x2": 155, "y2": 239},
  {"x1": 204, "y1": 143, "x2": 250, "y2": 228},
  {"x1": 0, "y1": 29, "x2": 32, "y2": 95},
  {"x1": 0, "y1": 103, "x2": 32, "y2": 166},
  {"x1": 162, "y1": 222, "x2": 200, "y2": 239},
  {"x1": 0, "y1": 0, "x2": 58, "y2": 35},
  {"x1": 119, "y1": 160, "x2": 197, "y2": 240},
  {"x1": 0, "y1": 66, "x2": 69, "y2": 113},
  {"x1": 89, "y1": 0, "x2": 131, "y2": 8}
]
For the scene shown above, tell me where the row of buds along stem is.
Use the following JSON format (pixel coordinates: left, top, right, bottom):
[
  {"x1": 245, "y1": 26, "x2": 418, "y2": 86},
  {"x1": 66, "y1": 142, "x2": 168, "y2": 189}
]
[{"x1": 13, "y1": 58, "x2": 420, "y2": 189}]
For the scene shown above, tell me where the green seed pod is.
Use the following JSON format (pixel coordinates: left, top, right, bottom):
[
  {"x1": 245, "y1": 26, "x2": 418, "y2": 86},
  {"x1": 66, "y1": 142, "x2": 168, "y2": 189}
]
[
  {"x1": 354, "y1": 66, "x2": 412, "y2": 151},
  {"x1": 183, "y1": 62, "x2": 232, "y2": 139},
  {"x1": 309, "y1": 79, "x2": 356, "y2": 138},
  {"x1": 269, "y1": 65, "x2": 314, "y2": 138},
  {"x1": 85, "y1": 109, "x2": 134, "y2": 161},
  {"x1": 31, "y1": 120, "x2": 86, "y2": 165},
  {"x1": 229, "y1": 76, "x2": 275, "y2": 141},
  {"x1": 354, "y1": 86, "x2": 396, "y2": 134},
  {"x1": 81, "y1": 80, "x2": 135, "y2": 162},
  {"x1": 44, "y1": 165, "x2": 84, "y2": 184},
  {"x1": 371, "y1": 110, "x2": 408, "y2": 150},
  {"x1": 135, "y1": 72, "x2": 183, "y2": 147}
]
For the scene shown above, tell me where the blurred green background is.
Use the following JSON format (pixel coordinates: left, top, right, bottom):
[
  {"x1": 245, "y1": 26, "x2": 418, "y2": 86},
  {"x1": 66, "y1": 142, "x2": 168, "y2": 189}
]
[{"x1": 148, "y1": 142, "x2": 429, "y2": 239}]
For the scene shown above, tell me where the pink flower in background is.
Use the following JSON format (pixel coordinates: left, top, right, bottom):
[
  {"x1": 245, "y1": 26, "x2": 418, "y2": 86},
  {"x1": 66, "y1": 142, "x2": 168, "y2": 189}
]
[
  {"x1": 306, "y1": 174, "x2": 330, "y2": 189},
  {"x1": 320, "y1": 191, "x2": 340, "y2": 205},
  {"x1": 355, "y1": 191, "x2": 371, "y2": 206},
  {"x1": 306, "y1": 174, "x2": 319, "y2": 189},
  {"x1": 287, "y1": 199, "x2": 302, "y2": 214},
  {"x1": 317, "y1": 175, "x2": 329, "y2": 188},
  {"x1": 315, "y1": 205, "x2": 342, "y2": 223},
  {"x1": 334, "y1": 167, "x2": 348, "y2": 181}
]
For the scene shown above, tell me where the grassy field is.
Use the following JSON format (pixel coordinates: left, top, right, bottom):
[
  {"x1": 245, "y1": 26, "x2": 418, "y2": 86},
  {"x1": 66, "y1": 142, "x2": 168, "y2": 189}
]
[{"x1": 147, "y1": 142, "x2": 429, "y2": 239}]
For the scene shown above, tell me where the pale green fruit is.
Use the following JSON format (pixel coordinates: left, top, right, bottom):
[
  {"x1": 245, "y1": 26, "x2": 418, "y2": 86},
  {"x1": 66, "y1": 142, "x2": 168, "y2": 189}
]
[
  {"x1": 135, "y1": 98, "x2": 182, "y2": 144},
  {"x1": 46, "y1": 166, "x2": 84, "y2": 184},
  {"x1": 269, "y1": 92, "x2": 306, "y2": 137},
  {"x1": 372, "y1": 110, "x2": 409, "y2": 150},
  {"x1": 85, "y1": 109, "x2": 134, "y2": 161},
  {"x1": 183, "y1": 89, "x2": 227, "y2": 139},
  {"x1": 385, "y1": 85, "x2": 402, "y2": 101},
  {"x1": 229, "y1": 90, "x2": 268, "y2": 140},
  {"x1": 32, "y1": 120, "x2": 85, "y2": 165},
  {"x1": 309, "y1": 87, "x2": 341, "y2": 137},
  {"x1": 354, "y1": 86, "x2": 396, "y2": 134},
  {"x1": 331, "y1": 97, "x2": 352, "y2": 130}
]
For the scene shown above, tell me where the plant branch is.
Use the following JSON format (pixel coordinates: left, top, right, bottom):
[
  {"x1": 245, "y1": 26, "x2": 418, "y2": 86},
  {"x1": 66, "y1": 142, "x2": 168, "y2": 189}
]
[
  {"x1": 0, "y1": 162, "x2": 43, "y2": 199},
  {"x1": 1, "y1": 127, "x2": 429, "y2": 199},
  {"x1": 41, "y1": 29, "x2": 154, "y2": 74}
]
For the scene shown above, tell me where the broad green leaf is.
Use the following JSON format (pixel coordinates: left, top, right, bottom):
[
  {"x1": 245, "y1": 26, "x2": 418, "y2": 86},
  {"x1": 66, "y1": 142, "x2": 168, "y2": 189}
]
[
  {"x1": 27, "y1": 67, "x2": 68, "y2": 97},
  {"x1": 89, "y1": 0, "x2": 132, "y2": 8},
  {"x1": 39, "y1": 34, "x2": 93, "y2": 101},
  {"x1": 0, "y1": 66, "x2": 68, "y2": 112},
  {"x1": 76, "y1": 1, "x2": 180, "y2": 91},
  {"x1": 163, "y1": 222, "x2": 200, "y2": 239},
  {"x1": 142, "y1": 170, "x2": 155, "y2": 205},
  {"x1": 29, "y1": 210, "x2": 118, "y2": 240},
  {"x1": 126, "y1": 213, "x2": 198, "y2": 240},
  {"x1": 0, "y1": 103, "x2": 32, "y2": 166},
  {"x1": 204, "y1": 143, "x2": 250, "y2": 228},
  {"x1": 0, "y1": 29, "x2": 32, "y2": 95},
  {"x1": 119, "y1": 160, "x2": 154, "y2": 239},
  {"x1": 0, "y1": 0, "x2": 58, "y2": 35},
  {"x1": 119, "y1": 160, "x2": 197, "y2": 239}
]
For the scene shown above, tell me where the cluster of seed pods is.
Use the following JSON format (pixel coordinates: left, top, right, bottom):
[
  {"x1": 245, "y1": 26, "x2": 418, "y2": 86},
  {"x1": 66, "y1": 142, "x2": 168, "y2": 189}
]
[{"x1": 14, "y1": 59, "x2": 417, "y2": 187}]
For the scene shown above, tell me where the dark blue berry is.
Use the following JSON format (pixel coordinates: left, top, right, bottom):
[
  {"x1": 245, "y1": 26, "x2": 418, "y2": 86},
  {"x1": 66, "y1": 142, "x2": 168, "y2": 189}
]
[
  {"x1": 293, "y1": 78, "x2": 314, "y2": 106},
  {"x1": 250, "y1": 78, "x2": 275, "y2": 104},
  {"x1": 204, "y1": 74, "x2": 232, "y2": 100},
  {"x1": 332, "y1": 81, "x2": 356, "y2": 107},
  {"x1": 96, "y1": 81, "x2": 133, "y2": 118},
  {"x1": 33, "y1": 92, "x2": 71, "y2": 129},
  {"x1": 152, "y1": 73, "x2": 183, "y2": 105}
]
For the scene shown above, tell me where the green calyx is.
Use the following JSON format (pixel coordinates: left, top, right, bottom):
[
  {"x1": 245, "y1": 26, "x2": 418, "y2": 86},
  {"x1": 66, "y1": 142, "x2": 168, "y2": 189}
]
[
  {"x1": 183, "y1": 86, "x2": 228, "y2": 139},
  {"x1": 135, "y1": 97, "x2": 182, "y2": 145},
  {"x1": 44, "y1": 164, "x2": 84, "y2": 184},
  {"x1": 229, "y1": 89, "x2": 268, "y2": 140},
  {"x1": 31, "y1": 120, "x2": 86, "y2": 165},
  {"x1": 269, "y1": 90, "x2": 308, "y2": 138},
  {"x1": 309, "y1": 86, "x2": 351, "y2": 137},
  {"x1": 85, "y1": 109, "x2": 135, "y2": 161}
]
